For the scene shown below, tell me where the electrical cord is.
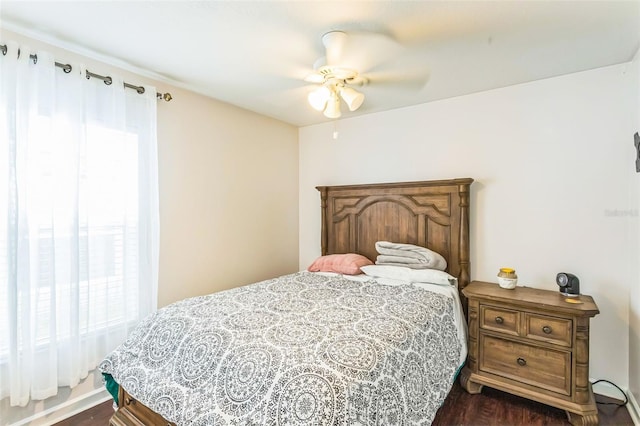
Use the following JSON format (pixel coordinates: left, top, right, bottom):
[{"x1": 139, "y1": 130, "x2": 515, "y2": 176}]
[{"x1": 591, "y1": 379, "x2": 628, "y2": 406}]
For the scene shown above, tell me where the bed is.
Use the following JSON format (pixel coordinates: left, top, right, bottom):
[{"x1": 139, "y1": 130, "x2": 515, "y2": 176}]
[{"x1": 100, "y1": 177, "x2": 474, "y2": 425}]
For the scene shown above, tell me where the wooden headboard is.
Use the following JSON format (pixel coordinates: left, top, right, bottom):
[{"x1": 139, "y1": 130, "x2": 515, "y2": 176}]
[{"x1": 316, "y1": 178, "x2": 473, "y2": 298}]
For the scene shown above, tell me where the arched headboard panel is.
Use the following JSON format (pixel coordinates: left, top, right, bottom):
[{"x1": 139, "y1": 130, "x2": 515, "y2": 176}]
[{"x1": 317, "y1": 178, "x2": 473, "y2": 305}]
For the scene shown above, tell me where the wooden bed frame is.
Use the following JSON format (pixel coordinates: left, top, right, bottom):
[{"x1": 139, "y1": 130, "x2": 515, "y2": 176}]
[
  {"x1": 317, "y1": 177, "x2": 473, "y2": 304},
  {"x1": 109, "y1": 177, "x2": 474, "y2": 426}
]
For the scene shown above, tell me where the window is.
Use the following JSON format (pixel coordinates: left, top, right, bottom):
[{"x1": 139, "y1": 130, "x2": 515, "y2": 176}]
[{"x1": 0, "y1": 42, "x2": 159, "y2": 406}]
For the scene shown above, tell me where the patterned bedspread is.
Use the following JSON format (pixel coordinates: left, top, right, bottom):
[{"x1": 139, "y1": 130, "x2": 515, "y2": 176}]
[{"x1": 99, "y1": 271, "x2": 465, "y2": 425}]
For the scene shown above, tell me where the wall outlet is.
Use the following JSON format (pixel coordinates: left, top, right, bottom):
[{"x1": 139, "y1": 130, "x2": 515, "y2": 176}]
[{"x1": 635, "y1": 132, "x2": 640, "y2": 172}]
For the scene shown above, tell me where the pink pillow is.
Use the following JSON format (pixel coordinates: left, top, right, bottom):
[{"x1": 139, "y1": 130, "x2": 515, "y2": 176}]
[{"x1": 307, "y1": 253, "x2": 373, "y2": 275}]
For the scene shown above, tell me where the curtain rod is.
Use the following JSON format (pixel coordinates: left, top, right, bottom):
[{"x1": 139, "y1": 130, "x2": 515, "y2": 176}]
[{"x1": 0, "y1": 44, "x2": 172, "y2": 102}]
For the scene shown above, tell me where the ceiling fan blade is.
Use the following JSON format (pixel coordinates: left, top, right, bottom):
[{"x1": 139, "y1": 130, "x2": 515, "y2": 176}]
[
  {"x1": 363, "y1": 67, "x2": 431, "y2": 90},
  {"x1": 337, "y1": 32, "x2": 405, "y2": 72},
  {"x1": 304, "y1": 72, "x2": 325, "y2": 83},
  {"x1": 360, "y1": 45, "x2": 431, "y2": 90}
]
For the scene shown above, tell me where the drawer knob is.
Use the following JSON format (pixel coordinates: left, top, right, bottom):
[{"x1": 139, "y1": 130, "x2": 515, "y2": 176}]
[
  {"x1": 125, "y1": 396, "x2": 134, "y2": 405},
  {"x1": 542, "y1": 325, "x2": 552, "y2": 334},
  {"x1": 494, "y1": 316, "x2": 504, "y2": 324},
  {"x1": 516, "y1": 357, "x2": 527, "y2": 366}
]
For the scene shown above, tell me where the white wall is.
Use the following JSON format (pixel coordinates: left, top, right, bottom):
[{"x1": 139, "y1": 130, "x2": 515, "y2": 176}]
[
  {"x1": 630, "y1": 45, "x2": 640, "y2": 414},
  {"x1": 0, "y1": 29, "x2": 300, "y2": 425},
  {"x1": 299, "y1": 63, "x2": 636, "y2": 392}
]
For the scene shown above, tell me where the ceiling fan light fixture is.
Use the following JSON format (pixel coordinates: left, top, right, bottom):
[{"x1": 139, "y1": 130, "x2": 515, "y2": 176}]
[
  {"x1": 323, "y1": 95, "x2": 341, "y2": 118},
  {"x1": 308, "y1": 85, "x2": 332, "y2": 111},
  {"x1": 339, "y1": 86, "x2": 365, "y2": 111}
]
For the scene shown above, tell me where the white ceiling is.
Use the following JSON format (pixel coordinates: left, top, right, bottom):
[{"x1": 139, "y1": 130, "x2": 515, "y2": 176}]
[{"x1": 1, "y1": 1, "x2": 639, "y2": 127}]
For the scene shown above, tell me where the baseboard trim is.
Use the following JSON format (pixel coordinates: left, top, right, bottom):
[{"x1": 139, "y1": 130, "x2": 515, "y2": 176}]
[
  {"x1": 10, "y1": 388, "x2": 112, "y2": 426},
  {"x1": 627, "y1": 389, "x2": 640, "y2": 426}
]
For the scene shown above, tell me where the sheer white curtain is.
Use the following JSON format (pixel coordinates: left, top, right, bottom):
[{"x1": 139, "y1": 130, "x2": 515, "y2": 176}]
[{"x1": 0, "y1": 41, "x2": 159, "y2": 406}]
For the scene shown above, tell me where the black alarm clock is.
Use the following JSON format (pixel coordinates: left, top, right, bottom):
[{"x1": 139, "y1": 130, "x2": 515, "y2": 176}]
[{"x1": 556, "y1": 272, "x2": 580, "y2": 297}]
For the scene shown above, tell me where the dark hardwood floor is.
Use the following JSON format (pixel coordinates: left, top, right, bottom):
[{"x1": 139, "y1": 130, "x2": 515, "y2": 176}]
[
  {"x1": 432, "y1": 381, "x2": 633, "y2": 426},
  {"x1": 52, "y1": 399, "x2": 114, "y2": 426},
  {"x1": 54, "y1": 381, "x2": 634, "y2": 425}
]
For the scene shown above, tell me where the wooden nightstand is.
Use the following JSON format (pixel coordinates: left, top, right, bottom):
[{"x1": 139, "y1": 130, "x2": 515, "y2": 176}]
[{"x1": 460, "y1": 281, "x2": 600, "y2": 426}]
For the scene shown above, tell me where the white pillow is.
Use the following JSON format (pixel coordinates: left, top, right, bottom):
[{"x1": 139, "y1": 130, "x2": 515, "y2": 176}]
[{"x1": 361, "y1": 265, "x2": 457, "y2": 286}]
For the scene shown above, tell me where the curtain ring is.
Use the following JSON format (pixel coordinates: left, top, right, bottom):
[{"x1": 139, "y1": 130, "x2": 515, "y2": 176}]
[
  {"x1": 85, "y1": 69, "x2": 113, "y2": 86},
  {"x1": 56, "y1": 62, "x2": 72, "y2": 74},
  {"x1": 30, "y1": 54, "x2": 37, "y2": 65},
  {"x1": 1, "y1": 45, "x2": 6, "y2": 56}
]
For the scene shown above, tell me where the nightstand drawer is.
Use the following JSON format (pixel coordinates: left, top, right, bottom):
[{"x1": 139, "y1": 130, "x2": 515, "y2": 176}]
[
  {"x1": 480, "y1": 305, "x2": 519, "y2": 336},
  {"x1": 525, "y1": 313, "x2": 572, "y2": 347},
  {"x1": 479, "y1": 335, "x2": 571, "y2": 396}
]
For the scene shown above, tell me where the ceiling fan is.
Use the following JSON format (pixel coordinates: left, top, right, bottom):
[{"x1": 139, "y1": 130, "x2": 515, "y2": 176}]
[
  {"x1": 304, "y1": 30, "x2": 429, "y2": 119},
  {"x1": 305, "y1": 31, "x2": 366, "y2": 119}
]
